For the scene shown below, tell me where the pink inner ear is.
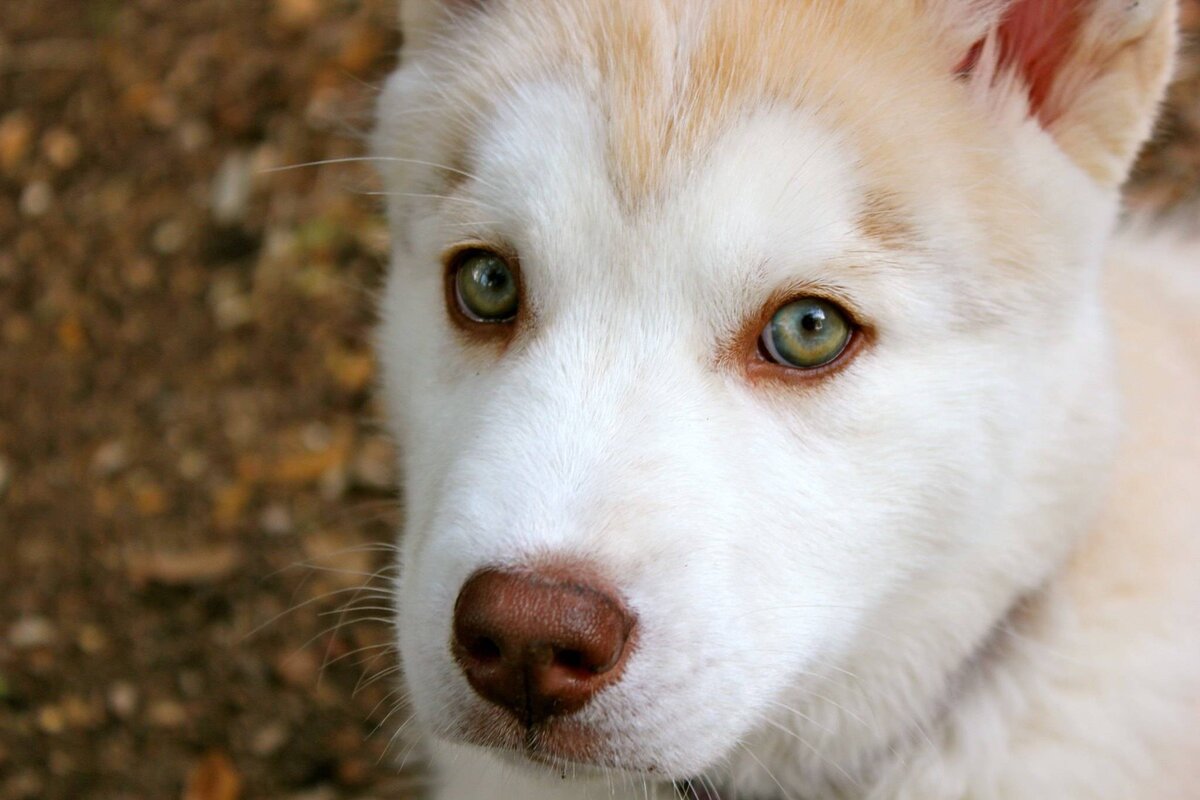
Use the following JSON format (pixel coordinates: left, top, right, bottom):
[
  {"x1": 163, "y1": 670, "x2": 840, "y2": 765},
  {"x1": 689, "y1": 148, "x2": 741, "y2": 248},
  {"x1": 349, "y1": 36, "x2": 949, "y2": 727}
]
[{"x1": 960, "y1": 0, "x2": 1089, "y2": 124}]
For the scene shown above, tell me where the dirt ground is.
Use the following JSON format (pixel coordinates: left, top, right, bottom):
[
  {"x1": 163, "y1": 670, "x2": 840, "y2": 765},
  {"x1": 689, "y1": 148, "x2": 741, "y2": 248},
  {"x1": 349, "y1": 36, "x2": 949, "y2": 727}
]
[{"x1": 0, "y1": 2, "x2": 1197, "y2": 799}]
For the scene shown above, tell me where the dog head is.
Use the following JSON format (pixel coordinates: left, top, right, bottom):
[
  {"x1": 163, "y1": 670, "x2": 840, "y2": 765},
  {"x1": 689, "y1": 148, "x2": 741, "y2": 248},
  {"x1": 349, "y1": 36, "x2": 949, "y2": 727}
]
[{"x1": 373, "y1": 0, "x2": 1175, "y2": 784}]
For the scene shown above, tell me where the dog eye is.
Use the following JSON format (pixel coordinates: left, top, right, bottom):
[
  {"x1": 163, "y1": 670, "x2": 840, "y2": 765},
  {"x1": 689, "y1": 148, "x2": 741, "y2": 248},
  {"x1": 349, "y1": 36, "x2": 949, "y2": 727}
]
[
  {"x1": 760, "y1": 297, "x2": 853, "y2": 369},
  {"x1": 452, "y1": 249, "x2": 519, "y2": 323}
]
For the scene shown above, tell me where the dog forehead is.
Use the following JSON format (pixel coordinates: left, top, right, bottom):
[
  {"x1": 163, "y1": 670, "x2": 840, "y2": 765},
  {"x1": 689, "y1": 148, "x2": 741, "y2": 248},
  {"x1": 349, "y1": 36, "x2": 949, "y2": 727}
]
[
  {"x1": 437, "y1": 0, "x2": 971, "y2": 205},
  {"x1": 473, "y1": 81, "x2": 862, "y2": 289},
  {"x1": 405, "y1": 0, "x2": 1004, "y2": 277}
]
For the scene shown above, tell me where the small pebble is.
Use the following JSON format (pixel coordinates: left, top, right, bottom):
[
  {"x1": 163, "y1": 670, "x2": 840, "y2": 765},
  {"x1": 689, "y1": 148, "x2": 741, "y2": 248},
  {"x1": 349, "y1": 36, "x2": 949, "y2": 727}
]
[
  {"x1": 251, "y1": 721, "x2": 290, "y2": 756},
  {"x1": 213, "y1": 293, "x2": 252, "y2": 330},
  {"x1": 260, "y1": 503, "x2": 294, "y2": 536},
  {"x1": 41, "y1": 127, "x2": 80, "y2": 169},
  {"x1": 147, "y1": 699, "x2": 188, "y2": 728},
  {"x1": 178, "y1": 449, "x2": 209, "y2": 480},
  {"x1": 76, "y1": 624, "x2": 108, "y2": 654},
  {"x1": 211, "y1": 151, "x2": 253, "y2": 224},
  {"x1": 122, "y1": 257, "x2": 158, "y2": 290},
  {"x1": 209, "y1": 275, "x2": 253, "y2": 331},
  {"x1": 61, "y1": 694, "x2": 101, "y2": 728},
  {"x1": 318, "y1": 465, "x2": 348, "y2": 501},
  {"x1": 145, "y1": 93, "x2": 179, "y2": 130},
  {"x1": 9, "y1": 617, "x2": 56, "y2": 649},
  {"x1": 107, "y1": 682, "x2": 139, "y2": 719},
  {"x1": 19, "y1": 181, "x2": 52, "y2": 216},
  {"x1": 274, "y1": 647, "x2": 320, "y2": 688},
  {"x1": 36, "y1": 705, "x2": 66, "y2": 735},
  {"x1": 90, "y1": 440, "x2": 129, "y2": 476},
  {"x1": 351, "y1": 437, "x2": 395, "y2": 491},
  {"x1": 273, "y1": 0, "x2": 322, "y2": 29},
  {"x1": 152, "y1": 218, "x2": 188, "y2": 255},
  {"x1": 302, "y1": 422, "x2": 333, "y2": 452},
  {"x1": 178, "y1": 118, "x2": 212, "y2": 153}
]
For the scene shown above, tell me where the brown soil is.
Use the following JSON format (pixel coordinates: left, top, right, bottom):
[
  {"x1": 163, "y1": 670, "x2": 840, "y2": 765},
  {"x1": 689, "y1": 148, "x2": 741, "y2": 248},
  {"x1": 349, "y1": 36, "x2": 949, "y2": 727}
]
[{"x1": 1, "y1": 2, "x2": 1197, "y2": 798}]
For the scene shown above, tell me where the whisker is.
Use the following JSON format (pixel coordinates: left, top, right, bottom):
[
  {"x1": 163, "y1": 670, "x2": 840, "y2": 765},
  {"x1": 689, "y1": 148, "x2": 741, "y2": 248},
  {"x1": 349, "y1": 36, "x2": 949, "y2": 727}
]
[
  {"x1": 736, "y1": 741, "x2": 799, "y2": 800},
  {"x1": 319, "y1": 640, "x2": 396, "y2": 670},
  {"x1": 317, "y1": 604, "x2": 398, "y2": 617},
  {"x1": 360, "y1": 191, "x2": 497, "y2": 210},
  {"x1": 262, "y1": 543, "x2": 400, "y2": 581},
  {"x1": 355, "y1": 662, "x2": 405, "y2": 694},
  {"x1": 766, "y1": 698, "x2": 839, "y2": 739},
  {"x1": 365, "y1": 686, "x2": 409, "y2": 723},
  {"x1": 370, "y1": 695, "x2": 416, "y2": 740},
  {"x1": 242, "y1": 582, "x2": 394, "y2": 641},
  {"x1": 264, "y1": 155, "x2": 506, "y2": 195},
  {"x1": 757, "y1": 716, "x2": 859, "y2": 790},
  {"x1": 314, "y1": 557, "x2": 402, "y2": 686}
]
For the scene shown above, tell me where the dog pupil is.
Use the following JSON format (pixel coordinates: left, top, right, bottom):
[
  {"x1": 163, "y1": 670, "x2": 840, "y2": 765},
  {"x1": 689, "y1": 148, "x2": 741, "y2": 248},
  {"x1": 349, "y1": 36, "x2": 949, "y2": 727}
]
[
  {"x1": 481, "y1": 265, "x2": 507, "y2": 290},
  {"x1": 801, "y1": 310, "x2": 824, "y2": 334}
]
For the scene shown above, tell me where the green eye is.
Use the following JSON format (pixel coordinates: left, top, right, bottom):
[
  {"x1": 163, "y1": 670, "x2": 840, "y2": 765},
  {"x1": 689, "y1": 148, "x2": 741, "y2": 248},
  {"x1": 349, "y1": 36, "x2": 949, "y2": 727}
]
[
  {"x1": 453, "y1": 250, "x2": 519, "y2": 322},
  {"x1": 761, "y1": 297, "x2": 853, "y2": 369}
]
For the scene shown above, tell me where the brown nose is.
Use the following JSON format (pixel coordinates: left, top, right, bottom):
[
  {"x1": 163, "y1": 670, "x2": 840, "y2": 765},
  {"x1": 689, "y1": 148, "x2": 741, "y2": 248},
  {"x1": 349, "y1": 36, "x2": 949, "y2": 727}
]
[{"x1": 452, "y1": 567, "x2": 635, "y2": 726}]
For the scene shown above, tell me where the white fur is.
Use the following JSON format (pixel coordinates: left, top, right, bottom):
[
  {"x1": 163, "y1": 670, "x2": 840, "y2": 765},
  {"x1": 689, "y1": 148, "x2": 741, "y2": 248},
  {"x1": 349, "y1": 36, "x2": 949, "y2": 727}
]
[{"x1": 372, "y1": 1, "x2": 1200, "y2": 797}]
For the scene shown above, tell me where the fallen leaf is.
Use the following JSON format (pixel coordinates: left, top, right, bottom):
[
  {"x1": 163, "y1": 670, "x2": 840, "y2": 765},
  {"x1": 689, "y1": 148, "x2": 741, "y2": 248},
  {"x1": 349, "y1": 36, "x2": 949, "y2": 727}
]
[
  {"x1": 325, "y1": 349, "x2": 374, "y2": 394},
  {"x1": 57, "y1": 315, "x2": 86, "y2": 353},
  {"x1": 133, "y1": 484, "x2": 168, "y2": 516},
  {"x1": 183, "y1": 751, "x2": 242, "y2": 800},
  {"x1": 127, "y1": 545, "x2": 242, "y2": 586},
  {"x1": 212, "y1": 483, "x2": 251, "y2": 529},
  {"x1": 270, "y1": 427, "x2": 352, "y2": 485},
  {"x1": 0, "y1": 111, "x2": 33, "y2": 172}
]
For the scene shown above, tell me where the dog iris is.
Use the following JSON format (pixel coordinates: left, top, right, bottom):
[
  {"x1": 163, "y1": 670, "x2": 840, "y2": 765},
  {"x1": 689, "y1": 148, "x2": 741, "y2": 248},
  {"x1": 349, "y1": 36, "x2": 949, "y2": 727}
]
[
  {"x1": 761, "y1": 298, "x2": 852, "y2": 369},
  {"x1": 454, "y1": 250, "x2": 518, "y2": 322}
]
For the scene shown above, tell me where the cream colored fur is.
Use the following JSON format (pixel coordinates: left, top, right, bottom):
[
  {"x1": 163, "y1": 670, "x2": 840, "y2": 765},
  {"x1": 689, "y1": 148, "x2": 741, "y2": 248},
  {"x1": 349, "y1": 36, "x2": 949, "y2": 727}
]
[{"x1": 372, "y1": 1, "x2": 1200, "y2": 797}]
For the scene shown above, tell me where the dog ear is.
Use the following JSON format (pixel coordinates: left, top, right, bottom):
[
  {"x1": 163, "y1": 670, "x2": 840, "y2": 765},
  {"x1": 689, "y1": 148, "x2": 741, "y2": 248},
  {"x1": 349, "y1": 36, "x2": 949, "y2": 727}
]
[{"x1": 942, "y1": 0, "x2": 1177, "y2": 187}]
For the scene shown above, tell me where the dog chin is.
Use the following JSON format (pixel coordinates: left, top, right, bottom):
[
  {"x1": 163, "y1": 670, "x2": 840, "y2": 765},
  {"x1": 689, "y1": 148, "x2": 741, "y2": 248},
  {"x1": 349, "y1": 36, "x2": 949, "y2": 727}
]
[
  {"x1": 491, "y1": 749, "x2": 631, "y2": 780},
  {"x1": 447, "y1": 706, "x2": 677, "y2": 778}
]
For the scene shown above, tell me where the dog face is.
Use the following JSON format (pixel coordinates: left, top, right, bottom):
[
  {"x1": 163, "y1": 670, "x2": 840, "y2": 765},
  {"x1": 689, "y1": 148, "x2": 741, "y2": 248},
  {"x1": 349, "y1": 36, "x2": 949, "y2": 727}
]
[{"x1": 374, "y1": 0, "x2": 1174, "y2": 783}]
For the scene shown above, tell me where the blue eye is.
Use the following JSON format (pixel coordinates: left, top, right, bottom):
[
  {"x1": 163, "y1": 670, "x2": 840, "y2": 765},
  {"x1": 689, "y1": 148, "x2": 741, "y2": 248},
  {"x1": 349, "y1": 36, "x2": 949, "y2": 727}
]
[
  {"x1": 453, "y1": 250, "x2": 519, "y2": 322},
  {"x1": 760, "y1": 297, "x2": 853, "y2": 369}
]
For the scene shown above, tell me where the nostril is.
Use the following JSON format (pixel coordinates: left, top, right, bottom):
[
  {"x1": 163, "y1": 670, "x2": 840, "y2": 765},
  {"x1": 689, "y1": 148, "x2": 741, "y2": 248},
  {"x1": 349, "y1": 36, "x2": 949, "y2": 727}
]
[
  {"x1": 553, "y1": 648, "x2": 588, "y2": 674},
  {"x1": 465, "y1": 635, "x2": 502, "y2": 664}
]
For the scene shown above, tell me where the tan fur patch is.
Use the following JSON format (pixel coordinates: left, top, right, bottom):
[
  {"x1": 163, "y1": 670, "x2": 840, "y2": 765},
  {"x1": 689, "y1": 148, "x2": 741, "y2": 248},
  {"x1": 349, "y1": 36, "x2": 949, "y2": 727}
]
[
  {"x1": 858, "y1": 189, "x2": 919, "y2": 250},
  {"x1": 415, "y1": 0, "x2": 1175, "y2": 233}
]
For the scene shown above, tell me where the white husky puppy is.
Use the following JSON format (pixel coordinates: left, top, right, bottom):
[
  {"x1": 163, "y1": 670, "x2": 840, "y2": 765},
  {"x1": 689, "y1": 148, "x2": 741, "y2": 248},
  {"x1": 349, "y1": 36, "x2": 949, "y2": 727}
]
[{"x1": 372, "y1": 0, "x2": 1199, "y2": 797}]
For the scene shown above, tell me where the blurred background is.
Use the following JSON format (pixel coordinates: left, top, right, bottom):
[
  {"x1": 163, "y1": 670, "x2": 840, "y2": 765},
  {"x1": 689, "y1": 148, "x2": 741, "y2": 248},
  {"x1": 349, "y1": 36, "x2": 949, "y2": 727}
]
[{"x1": 0, "y1": 1, "x2": 1196, "y2": 798}]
